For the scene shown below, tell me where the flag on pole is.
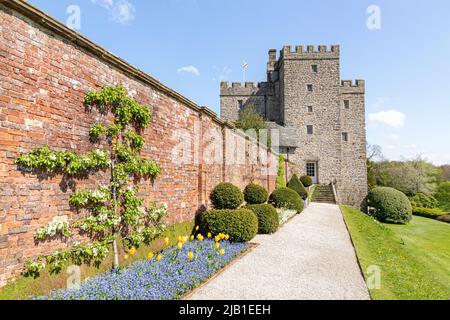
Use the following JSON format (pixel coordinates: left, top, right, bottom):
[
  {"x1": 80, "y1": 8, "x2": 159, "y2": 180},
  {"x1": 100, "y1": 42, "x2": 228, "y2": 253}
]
[{"x1": 243, "y1": 61, "x2": 248, "y2": 82}]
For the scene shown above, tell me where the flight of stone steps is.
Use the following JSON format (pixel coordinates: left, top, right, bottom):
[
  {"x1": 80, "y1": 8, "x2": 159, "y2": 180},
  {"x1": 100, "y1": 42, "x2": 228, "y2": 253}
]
[{"x1": 312, "y1": 184, "x2": 336, "y2": 204}]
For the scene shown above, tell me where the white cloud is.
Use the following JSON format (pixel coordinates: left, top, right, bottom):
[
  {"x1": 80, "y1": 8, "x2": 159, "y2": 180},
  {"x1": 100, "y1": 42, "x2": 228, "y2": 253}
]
[
  {"x1": 404, "y1": 144, "x2": 418, "y2": 150},
  {"x1": 92, "y1": 0, "x2": 114, "y2": 8},
  {"x1": 92, "y1": 0, "x2": 135, "y2": 24},
  {"x1": 386, "y1": 145, "x2": 396, "y2": 150},
  {"x1": 368, "y1": 110, "x2": 405, "y2": 128},
  {"x1": 386, "y1": 134, "x2": 400, "y2": 141},
  {"x1": 177, "y1": 65, "x2": 200, "y2": 76}
]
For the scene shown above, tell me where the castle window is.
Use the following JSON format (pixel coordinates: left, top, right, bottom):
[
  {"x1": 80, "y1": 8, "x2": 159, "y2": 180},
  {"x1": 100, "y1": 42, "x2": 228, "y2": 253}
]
[
  {"x1": 307, "y1": 125, "x2": 314, "y2": 135},
  {"x1": 238, "y1": 100, "x2": 244, "y2": 111},
  {"x1": 344, "y1": 100, "x2": 350, "y2": 109},
  {"x1": 307, "y1": 106, "x2": 313, "y2": 113},
  {"x1": 342, "y1": 132, "x2": 349, "y2": 142},
  {"x1": 311, "y1": 65, "x2": 318, "y2": 73},
  {"x1": 307, "y1": 84, "x2": 313, "y2": 92}
]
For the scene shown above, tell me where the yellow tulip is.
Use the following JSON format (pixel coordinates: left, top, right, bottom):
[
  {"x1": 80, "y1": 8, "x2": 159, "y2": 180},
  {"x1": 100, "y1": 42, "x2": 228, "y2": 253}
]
[
  {"x1": 156, "y1": 254, "x2": 163, "y2": 261},
  {"x1": 214, "y1": 242, "x2": 220, "y2": 250},
  {"x1": 124, "y1": 254, "x2": 129, "y2": 260},
  {"x1": 214, "y1": 236, "x2": 220, "y2": 242},
  {"x1": 164, "y1": 237, "x2": 170, "y2": 246},
  {"x1": 196, "y1": 234, "x2": 204, "y2": 241},
  {"x1": 207, "y1": 232, "x2": 212, "y2": 238},
  {"x1": 183, "y1": 236, "x2": 189, "y2": 243},
  {"x1": 195, "y1": 225, "x2": 199, "y2": 231},
  {"x1": 225, "y1": 234, "x2": 230, "y2": 241},
  {"x1": 129, "y1": 247, "x2": 136, "y2": 256},
  {"x1": 190, "y1": 235, "x2": 194, "y2": 241},
  {"x1": 187, "y1": 251, "x2": 194, "y2": 261},
  {"x1": 177, "y1": 242, "x2": 183, "y2": 250},
  {"x1": 219, "y1": 249, "x2": 225, "y2": 255},
  {"x1": 146, "y1": 252, "x2": 154, "y2": 260}
]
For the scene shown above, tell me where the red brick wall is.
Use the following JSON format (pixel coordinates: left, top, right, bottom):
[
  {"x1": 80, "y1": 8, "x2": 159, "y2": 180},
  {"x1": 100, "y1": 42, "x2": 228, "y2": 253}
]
[{"x1": 0, "y1": 3, "x2": 280, "y2": 286}]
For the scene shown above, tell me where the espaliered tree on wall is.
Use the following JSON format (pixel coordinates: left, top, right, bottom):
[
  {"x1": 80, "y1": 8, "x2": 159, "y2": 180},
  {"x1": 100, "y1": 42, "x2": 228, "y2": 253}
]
[{"x1": 15, "y1": 86, "x2": 166, "y2": 278}]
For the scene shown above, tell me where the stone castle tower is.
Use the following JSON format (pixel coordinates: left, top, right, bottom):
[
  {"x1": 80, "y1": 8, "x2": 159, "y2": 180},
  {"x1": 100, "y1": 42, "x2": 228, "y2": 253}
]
[{"x1": 220, "y1": 45, "x2": 368, "y2": 208}]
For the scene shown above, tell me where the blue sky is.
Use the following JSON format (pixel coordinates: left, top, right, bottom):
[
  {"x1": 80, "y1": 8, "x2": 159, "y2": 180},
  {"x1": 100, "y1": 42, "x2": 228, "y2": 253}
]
[{"x1": 28, "y1": 0, "x2": 450, "y2": 165}]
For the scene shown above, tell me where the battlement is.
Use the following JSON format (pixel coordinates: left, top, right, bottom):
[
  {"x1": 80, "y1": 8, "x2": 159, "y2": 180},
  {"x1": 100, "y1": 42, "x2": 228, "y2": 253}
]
[
  {"x1": 280, "y1": 45, "x2": 340, "y2": 60},
  {"x1": 220, "y1": 81, "x2": 272, "y2": 96},
  {"x1": 340, "y1": 80, "x2": 365, "y2": 94}
]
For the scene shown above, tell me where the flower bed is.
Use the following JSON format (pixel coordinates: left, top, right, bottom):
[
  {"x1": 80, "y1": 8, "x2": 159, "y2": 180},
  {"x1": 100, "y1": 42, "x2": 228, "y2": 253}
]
[
  {"x1": 277, "y1": 208, "x2": 298, "y2": 225},
  {"x1": 41, "y1": 239, "x2": 249, "y2": 300}
]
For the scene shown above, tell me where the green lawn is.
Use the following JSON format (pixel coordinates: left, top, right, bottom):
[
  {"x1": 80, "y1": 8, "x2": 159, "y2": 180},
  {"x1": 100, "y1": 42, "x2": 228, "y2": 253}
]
[{"x1": 341, "y1": 205, "x2": 450, "y2": 300}]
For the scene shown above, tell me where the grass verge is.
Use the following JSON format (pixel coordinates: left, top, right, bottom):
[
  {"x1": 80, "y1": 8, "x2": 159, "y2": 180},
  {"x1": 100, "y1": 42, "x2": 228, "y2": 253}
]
[{"x1": 340, "y1": 205, "x2": 450, "y2": 300}]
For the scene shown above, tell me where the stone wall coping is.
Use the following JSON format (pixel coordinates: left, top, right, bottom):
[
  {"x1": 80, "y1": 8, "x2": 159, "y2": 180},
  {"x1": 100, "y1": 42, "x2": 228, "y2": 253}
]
[{"x1": 0, "y1": 0, "x2": 233, "y2": 130}]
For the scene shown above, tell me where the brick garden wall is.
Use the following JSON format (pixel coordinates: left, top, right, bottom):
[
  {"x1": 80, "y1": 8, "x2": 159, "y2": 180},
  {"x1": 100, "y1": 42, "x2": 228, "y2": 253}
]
[{"x1": 0, "y1": 1, "x2": 281, "y2": 286}]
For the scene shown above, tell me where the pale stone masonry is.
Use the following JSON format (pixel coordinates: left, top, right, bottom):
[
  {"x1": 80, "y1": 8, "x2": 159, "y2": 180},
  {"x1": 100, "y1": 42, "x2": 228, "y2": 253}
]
[{"x1": 220, "y1": 45, "x2": 368, "y2": 208}]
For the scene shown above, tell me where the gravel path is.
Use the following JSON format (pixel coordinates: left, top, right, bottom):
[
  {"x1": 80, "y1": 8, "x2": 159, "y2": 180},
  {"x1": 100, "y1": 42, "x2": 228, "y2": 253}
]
[{"x1": 188, "y1": 203, "x2": 370, "y2": 300}]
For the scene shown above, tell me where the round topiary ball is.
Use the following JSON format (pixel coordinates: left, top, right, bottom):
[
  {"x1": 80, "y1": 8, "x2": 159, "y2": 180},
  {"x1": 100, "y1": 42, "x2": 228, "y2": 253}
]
[
  {"x1": 269, "y1": 187, "x2": 304, "y2": 212},
  {"x1": 300, "y1": 175, "x2": 313, "y2": 188},
  {"x1": 246, "y1": 204, "x2": 279, "y2": 234},
  {"x1": 244, "y1": 183, "x2": 269, "y2": 205},
  {"x1": 210, "y1": 182, "x2": 244, "y2": 209},
  {"x1": 287, "y1": 174, "x2": 308, "y2": 200},
  {"x1": 199, "y1": 209, "x2": 258, "y2": 242},
  {"x1": 368, "y1": 187, "x2": 412, "y2": 224}
]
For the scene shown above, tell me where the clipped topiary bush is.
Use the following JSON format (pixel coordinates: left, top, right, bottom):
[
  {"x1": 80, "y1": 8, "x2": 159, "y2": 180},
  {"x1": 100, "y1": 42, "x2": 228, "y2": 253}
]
[
  {"x1": 368, "y1": 187, "x2": 412, "y2": 224},
  {"x1": 243, "y1": 183, "x2": 268, "y2": 205},
  {"x1": 246, "y1": 204, "x2": 279, "y2": 234},
  {"x1": 199, "y1": 209, "x2": 258, "y2": 242},
  {"x1": 210, "y1": 182, "x2": 244, "y2": 209},
  {"x1": 300, "y1": 175, "x2": 313, "y2": 188},
  {"x1": 409, "y1": 193, "x2": 438, "y2": 209},
  {"x1": 287, "y1": 174, "x2": 308, "y2": 200},
  {"x1": 269, "y1": 187, "x2": 304, "y2": 212}
]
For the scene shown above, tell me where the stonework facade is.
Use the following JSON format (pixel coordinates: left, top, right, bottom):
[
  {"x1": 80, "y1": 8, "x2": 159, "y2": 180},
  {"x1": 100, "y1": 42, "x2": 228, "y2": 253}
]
[{"x1": 221, "y1": 45, "x2": 368, "y2": 208}]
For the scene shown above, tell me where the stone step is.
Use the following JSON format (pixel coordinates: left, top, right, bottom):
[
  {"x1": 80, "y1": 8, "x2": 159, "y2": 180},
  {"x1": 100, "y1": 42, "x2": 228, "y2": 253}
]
[{"x1": 312, "y1": 184, "x2": 336, "y2": 204}]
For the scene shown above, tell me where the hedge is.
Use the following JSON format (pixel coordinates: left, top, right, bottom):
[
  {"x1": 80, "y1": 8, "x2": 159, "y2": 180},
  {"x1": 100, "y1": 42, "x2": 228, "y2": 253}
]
[
  {"x1": 409, "y1": 193, "x2": 439, "y2": 209},
  {"x1": 210, "y1": 183, "x2": 243, "y2": 209},
  {"x1": 199, "y1": 209, "x2": 258, "y2": 242},
  {"x1": 412, "y1": 207, "x2": 447, "y2": 220},
  {"x1": 300, "y1": 175, "x2": 313, "y2": 188},
  {"x1": 246, "y1": 204, "x2": 279, "y2": 234},
  {"x1": 269, "y1": 187, "x2": 304, "y2": 212},
  {"x1": 368, "y1": 187, "x2": 412, "y2": 224},
  {"x1": 243, "y1": 183, "x2": 268, "y2": 205},
  {"x1": 287, "y1": 174, "x2": 308, "y2": 200}
]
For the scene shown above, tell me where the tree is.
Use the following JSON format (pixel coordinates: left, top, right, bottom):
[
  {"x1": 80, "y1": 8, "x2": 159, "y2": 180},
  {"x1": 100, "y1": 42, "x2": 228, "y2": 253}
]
[
  {"x1": 234, "y1": 104, "x2": 267, "y2": 133},
  {"x1": 436, "y1": 181, "x2": 450, "y2": 210},
  {"x1": 367, "y1": 144, "x2": 384, "y2": 189},
  {"x1": 16, "y1": 86, "x2": 167, "y2": 278},
  {"x1": 370, "y1": 157, "x2": 440, "y2": 196},
  {"x1": 276, "y1": 155, "x2": 286, "y2": 188},
  {"x1": 441, "y1": 165, "x2": 450, "y2": 181}
]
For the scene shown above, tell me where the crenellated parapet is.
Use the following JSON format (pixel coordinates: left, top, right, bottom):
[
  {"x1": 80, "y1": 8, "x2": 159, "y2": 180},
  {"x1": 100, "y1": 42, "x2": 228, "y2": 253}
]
[
  {"x1": 340, "y1": 80, "x2": 365, "y2": 94},
  {"x1": 220, "y1": 81, "x2": 272, "y2": 96},
  {"x1": 280, "y1": 45, "x2": 340, "y2": 60}
]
